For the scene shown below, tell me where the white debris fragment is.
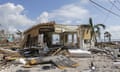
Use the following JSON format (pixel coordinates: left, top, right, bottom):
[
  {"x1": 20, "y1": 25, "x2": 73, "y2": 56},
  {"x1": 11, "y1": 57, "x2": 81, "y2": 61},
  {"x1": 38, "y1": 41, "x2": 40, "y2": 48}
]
[
  {"x1": 19, "y1": 58, "x2": 26, "y2": 64},
  {"x1": 68, "y1": 49, "x2": 91, "y2": 54}
]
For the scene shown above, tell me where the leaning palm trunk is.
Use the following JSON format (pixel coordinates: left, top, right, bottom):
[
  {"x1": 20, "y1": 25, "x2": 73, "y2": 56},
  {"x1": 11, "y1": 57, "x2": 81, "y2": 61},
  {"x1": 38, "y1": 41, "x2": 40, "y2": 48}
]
[
  {"x1": 88, "y1": 18, "x2": 106, "y2": 48},
  {"x1": 90, "y1": 35, "x2": 97, "y2": 48},
  {"x1": 109, "y1": 37, "x2": 111, "y2": 42},
  {"x1": 108, "y1": 35, "x2": 111, "y2": 42}
]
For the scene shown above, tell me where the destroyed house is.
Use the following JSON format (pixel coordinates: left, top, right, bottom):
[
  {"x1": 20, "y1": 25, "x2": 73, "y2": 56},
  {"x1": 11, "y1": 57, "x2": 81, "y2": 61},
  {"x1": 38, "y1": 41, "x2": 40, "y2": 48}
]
[{"x1": 23, "y1": 22, "x2": 92, "y2": 48}]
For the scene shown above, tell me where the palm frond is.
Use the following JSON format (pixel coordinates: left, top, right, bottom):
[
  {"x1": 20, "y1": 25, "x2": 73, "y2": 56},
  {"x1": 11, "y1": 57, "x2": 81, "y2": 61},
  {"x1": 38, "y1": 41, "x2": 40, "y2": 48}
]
[
  {"x1": 16, "y1": 29, "x2": 22, "y2": 35},
  {"x1": 95, "y1": 30, "x2": 100, "y2": 39},
  {"x1": 95, "y1": 24, "x2": 106, "y2": 29},
  {"x1": 94, "y1": 26, "x2": 100, "y2": 31},
  {"x1": 17, "y1": 30, "x2": 21, "y2": 33}
]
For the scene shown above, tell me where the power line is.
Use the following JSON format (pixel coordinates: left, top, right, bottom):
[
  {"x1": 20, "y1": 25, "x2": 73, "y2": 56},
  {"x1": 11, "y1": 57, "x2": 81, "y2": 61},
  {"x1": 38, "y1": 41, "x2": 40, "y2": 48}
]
[
  {"x1": 103, "y1": 0, "x2": 115, "y2": 23},
  {"x1": 116, "y1": 0, "x2": 120, "y2": 5},
  {"x1": 89, "y1": 0, "x2": 120, "y2": 18},
  {"x1": 90, "y1": 2, "x2": 106, "y2": 16},
  {"x1": 90, "y1": 0, "x2": 113, "y2": 23},
  {"x1": 108, "y1": 0, "x2": 120, "y2": 12}
]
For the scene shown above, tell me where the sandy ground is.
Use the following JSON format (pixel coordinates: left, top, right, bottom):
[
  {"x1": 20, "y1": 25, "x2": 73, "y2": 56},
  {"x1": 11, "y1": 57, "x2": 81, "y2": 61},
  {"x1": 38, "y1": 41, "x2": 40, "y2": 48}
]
[{"x1": 0, "y1": 54, "x2": 120, "y2": 72}]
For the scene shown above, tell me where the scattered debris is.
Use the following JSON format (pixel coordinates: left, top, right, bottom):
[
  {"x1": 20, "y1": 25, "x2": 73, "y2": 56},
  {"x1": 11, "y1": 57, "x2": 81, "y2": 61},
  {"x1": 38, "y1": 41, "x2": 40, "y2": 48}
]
[
  {"x1": 0, "y1": 22, "x2": 120, "y2": 72},
  {"x1": 20, "y1": 55, "x2": 79, "y2": 69}
]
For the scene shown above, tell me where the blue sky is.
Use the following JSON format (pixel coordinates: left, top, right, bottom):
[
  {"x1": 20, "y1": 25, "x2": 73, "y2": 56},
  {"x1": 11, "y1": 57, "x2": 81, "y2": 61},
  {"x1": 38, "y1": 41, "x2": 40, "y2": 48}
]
[
  {"x1": 0, "y1": 0, "x2": 75, "y2": 18},
  {"x1": 0, "y1": 0, "x2": 120, "y2": 39}
]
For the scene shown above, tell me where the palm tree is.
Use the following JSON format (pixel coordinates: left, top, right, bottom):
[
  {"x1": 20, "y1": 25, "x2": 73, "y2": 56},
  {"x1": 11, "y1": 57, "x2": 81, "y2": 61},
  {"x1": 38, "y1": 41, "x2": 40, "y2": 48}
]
[
  {"x1": 16, "y1": 30, "x2": 23, "y2": 42},
  {"x1": 88, "y1": 18, "x2": 106, "y2": 45},
  {"x1": 104, "y1": 31, "x2": 111, "y2": 42}
]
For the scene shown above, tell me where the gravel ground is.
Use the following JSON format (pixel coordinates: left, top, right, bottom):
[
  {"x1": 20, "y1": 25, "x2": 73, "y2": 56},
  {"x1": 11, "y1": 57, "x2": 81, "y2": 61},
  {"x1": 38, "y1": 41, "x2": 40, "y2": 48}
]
[{"x1": 0, "y1": 54, "x2": 120, "y2": 72}]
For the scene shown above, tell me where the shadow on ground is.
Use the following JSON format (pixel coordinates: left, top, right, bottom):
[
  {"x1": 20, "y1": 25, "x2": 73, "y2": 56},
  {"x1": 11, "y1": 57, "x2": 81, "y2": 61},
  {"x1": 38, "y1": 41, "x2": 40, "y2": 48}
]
[{"x1": 16, "y1": 70, "x2": 30, "y2": 72}]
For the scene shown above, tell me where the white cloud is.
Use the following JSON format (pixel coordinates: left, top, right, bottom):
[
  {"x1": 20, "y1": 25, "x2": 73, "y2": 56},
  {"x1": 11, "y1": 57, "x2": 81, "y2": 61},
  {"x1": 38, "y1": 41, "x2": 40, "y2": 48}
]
[
  {"x1": 36, "y1": 11, "x2": 49, "y2": 23},
  {"x1": 8, "y1": 26, "x2": 17, "y2": 33},
  {"x1": 60, "y1": 20, "x2": 72, "y2": 24},
  {"x1": 38, "y1": 4, "x2": 90, "y2": 24},
  {"x1": 50, "y1": 4, "x2": 90, "y2": 20},
  {"x1": 0, "y1": 3, "x2": 35, "y2": 33},
  {"x1": 0, "y1": 2, "x2": 119, "y2": 40},
  {"x1": 0, "y1": 2, "x2": 90, "y2": 33},
  {"x1": 80, "y1": 0, "x2": 89, "y2": 4},
  {"x1": 106, "y1": 25, "x2": 120, "y2": 39}
]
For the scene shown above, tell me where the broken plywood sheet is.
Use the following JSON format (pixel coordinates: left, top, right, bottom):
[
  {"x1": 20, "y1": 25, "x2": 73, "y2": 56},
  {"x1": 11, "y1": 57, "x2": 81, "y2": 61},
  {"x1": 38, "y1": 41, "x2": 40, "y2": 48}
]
[
  {"x1": 22, "y1": 55, "x2": 79, "y2": 69},
  {"x1": 51, "y1": 55, "x2": 79, "y2": 69}
]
